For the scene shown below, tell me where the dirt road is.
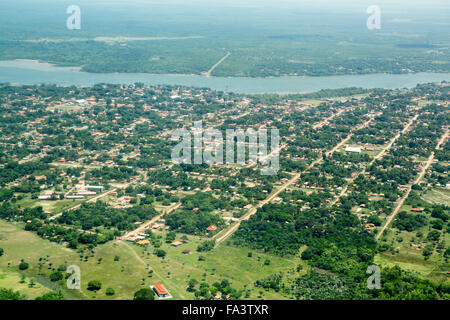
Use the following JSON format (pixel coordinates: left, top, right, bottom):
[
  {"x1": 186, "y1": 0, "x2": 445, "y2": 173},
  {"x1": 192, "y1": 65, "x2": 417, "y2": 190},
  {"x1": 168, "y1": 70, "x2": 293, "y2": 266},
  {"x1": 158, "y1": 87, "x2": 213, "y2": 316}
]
[
  {"x1": 203, "y1": 52, "x2": 231, "y2": 77},
  {"x1": 376, "y1": 128, "x2": 448, "y2": 240},
  {"x1": 214, "y1": 117, "x2": 374, "y2": 245},
  {"x1": 50, "y1": 178, "x2": 140, "y2": 220},
  {"x1": 329, "y1": 114, "x2": 418, "y2": 207},
  {"x1": 121, "y1": 202, "x2": 182, "y2": 240}
]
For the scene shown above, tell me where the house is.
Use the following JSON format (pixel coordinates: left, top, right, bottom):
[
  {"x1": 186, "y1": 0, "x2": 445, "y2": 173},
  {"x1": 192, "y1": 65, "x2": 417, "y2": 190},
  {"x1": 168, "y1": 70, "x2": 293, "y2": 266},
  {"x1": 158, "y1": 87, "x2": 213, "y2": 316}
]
[
  {"x1": 77, "y1": 191, "x2": 97, "y2": 196},
  {"x1": 151, "y1": 223, "x2": 164, "y2": 230},
  {"x1": 85, "y1": 185, "x2": 104, "y2": 191},
  {"x1": 136, "y1": 240, "x2": 150, "y2": 245},
  {"x1": 365, "y1": 223, "x2": 375, "y2": 230},
  {"x1": 345, "y1": 146, "x2": 361, "y2": 153},
  {"x1": 411, "y1": 208, "x2": 424, "y2": 212},
  {"x1": 65, "y1": 195, "x2": 84, "y2": 199},
  {"x1": 182, "y1": 250, "x2": 191, "y2": 254},
  {"x1": 206, "y1": 225, "x2": 218, "y2": 232},
  {"x1": 171, "y1": 241, "x2": 183, "y2": 247},
  {"x1": 38, "y1": 190, "x2": 57, "y2": 200},
  {"x1": 152, "y1": 283, "x2": 170, "y2": 298}
]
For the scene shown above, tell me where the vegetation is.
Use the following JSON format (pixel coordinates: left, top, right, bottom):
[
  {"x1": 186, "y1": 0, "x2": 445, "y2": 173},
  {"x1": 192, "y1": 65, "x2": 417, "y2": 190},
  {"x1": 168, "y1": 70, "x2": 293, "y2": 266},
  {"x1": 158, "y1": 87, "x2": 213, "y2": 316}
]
[{"x1": 133, "y1": 288, "x2": 155, "y2": 300}]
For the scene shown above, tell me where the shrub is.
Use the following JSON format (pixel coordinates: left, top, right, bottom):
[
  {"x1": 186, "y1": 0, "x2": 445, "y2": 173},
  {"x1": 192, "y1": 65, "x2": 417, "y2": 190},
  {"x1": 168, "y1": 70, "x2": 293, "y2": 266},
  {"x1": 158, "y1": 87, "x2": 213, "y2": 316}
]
[
  {"x1": 105, "y1": 288, "x2": 115, "y2": 296},
  {"x1": 50, "y1": 271, "x2": 63, "y2": 282},
  {"x1": 87, "y1": 280, "x2": 102, "y2": 291},
  {"x1": 18, "y1": 262, "x2": 29, "y2": 270},
  {"x1": 133, "y1": 288, "x2": 155, "y2": 300}
]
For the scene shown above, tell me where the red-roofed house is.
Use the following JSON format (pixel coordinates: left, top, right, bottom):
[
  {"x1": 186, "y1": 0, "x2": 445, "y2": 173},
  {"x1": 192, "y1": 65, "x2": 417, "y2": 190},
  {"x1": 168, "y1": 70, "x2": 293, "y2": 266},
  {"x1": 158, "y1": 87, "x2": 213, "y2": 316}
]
[{"x1": 152, "y1": 283, "x2": 169, "y2": 298}]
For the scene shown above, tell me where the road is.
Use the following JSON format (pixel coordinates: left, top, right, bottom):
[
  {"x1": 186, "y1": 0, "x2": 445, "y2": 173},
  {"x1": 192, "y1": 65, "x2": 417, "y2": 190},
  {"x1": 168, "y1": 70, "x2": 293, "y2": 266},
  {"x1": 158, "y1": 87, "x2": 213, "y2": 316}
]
[
  {"x1": 50, "y1": 178, "x2": 140, "y2": 220},
  {"x1": 120, "y1": 202, "x2": 182, "y2": 240},
  {"x1": 328, "y1": 114, "x2": 418, "y2": 207},
  {"x1": 312, "y1": 108, "x2": 347, "y2": 130},
  {"x1": 376, "y1": 128, "x2": 449, "y2": 240},
  {"x1": 118, "y1": 240, "x2": 185, "y2": 299},
  {"x1": 214, "y1": 116, "x2": 374, "y2": 245},
  {"x1": 203, "y1": 52, "x2": 230, "y2": 77}
]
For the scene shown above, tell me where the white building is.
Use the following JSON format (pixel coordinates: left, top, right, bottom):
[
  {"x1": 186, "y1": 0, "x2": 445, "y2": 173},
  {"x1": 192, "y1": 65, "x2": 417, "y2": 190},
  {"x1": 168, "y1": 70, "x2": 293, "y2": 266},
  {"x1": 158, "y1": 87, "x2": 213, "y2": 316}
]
[{"x1": 345, "y1": 146, "x2": 361, "y2": 153}]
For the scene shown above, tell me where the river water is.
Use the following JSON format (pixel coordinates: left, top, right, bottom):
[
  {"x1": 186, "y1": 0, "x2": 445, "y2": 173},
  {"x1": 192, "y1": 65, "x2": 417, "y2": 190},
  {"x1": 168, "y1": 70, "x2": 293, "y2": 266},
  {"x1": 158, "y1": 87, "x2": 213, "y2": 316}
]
[{"x1": 0, "y1": 60, "x2": 449, "y2": 94}]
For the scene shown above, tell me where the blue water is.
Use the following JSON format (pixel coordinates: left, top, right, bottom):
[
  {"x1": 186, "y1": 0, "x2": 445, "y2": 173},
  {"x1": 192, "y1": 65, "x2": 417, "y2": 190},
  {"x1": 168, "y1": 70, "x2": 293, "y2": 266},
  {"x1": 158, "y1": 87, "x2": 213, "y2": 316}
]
[{"x1": 0, "y1": 60, "x2": 449, "y2": 94}]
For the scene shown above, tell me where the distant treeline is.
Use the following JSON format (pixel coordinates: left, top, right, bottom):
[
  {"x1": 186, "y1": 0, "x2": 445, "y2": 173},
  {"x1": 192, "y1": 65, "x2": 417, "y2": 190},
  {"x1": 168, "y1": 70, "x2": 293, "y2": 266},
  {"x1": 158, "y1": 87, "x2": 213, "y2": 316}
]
[{"x1": 250, "y1": 87, "x2": 378, "y2": 105}]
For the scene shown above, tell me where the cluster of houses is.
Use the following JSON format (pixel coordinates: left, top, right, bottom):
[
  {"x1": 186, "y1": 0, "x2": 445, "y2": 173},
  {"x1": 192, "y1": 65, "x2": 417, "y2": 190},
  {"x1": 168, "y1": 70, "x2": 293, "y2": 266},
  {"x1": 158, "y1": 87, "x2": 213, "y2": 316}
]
[{"x1": 65, "y1": 185, "x2": 103, "y2": 199}]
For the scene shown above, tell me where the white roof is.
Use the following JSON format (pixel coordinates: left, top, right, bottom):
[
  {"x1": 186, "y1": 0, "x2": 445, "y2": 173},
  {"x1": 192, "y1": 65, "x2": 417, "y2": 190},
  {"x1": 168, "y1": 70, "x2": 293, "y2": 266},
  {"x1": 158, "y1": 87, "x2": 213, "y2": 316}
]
[{"x1": 345, "y1": 146, "x2": 361, "y2": 153}]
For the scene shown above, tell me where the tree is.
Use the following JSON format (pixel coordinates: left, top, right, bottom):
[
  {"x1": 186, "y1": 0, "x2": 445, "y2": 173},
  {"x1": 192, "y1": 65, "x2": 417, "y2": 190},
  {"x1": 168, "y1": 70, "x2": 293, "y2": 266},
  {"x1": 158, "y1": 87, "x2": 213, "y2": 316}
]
[
  {"x1": 155, "y1": 249, "x2": 166, "y2": 258},
  {"x1": 87, "y1": 280, "x2": 102, "y2": 291},
  {"x1": 133, "y1": 288, "x2": 155, "y2": 300},
  {"x1": 18, "y1": 262, "x2": 29, "y2": 270},
  {"x1": 197, "y1": 240, "x2": 215, "y2": 252},
  {"x1": 105, "y1": 288, "x2": 115, "y2": 296},
  {"x1": 35, "y1": 291, "x2": 65, "y2": 300},
  {"x1": 187, "y1": 279, "x2": 198, "y2": 292},
  {"x1": 28, "y1": 278, "x2": 36, "y2": 288},
  {"x1": 0, "y1": 248, "x2": 3, "y2": 256},
  {"x1": 0, "y1": 288, "x2": 26, "y2": 300},
  {"x1": 50, "y1": 271, "x2": 63, "y2": 282}
]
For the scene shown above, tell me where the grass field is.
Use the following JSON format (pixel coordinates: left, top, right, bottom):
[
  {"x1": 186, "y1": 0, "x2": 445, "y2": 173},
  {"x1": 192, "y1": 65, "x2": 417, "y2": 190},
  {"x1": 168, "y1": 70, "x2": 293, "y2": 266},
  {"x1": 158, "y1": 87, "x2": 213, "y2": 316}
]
[
  {"x1": 375, "y1": 200, "x2": 449, "y2": 284},
  {"x1": 0, "y1": 219, "x2": 302, "y2": 300},
  {"x1": 118, "y1": 234, "x2": 302, "y2": 300},
  {"x1": 0, "y1": 220, "x2": 147, "y2": 299},
  {"x1": 0, "y1": 271, "x2": 53, "y2": 299},
  {"x1": 421, "y1": 188, "x2": 450, "y2": 206},
  {"x1": 15, "y1": 195, "x2": 84, "y2": 214}
]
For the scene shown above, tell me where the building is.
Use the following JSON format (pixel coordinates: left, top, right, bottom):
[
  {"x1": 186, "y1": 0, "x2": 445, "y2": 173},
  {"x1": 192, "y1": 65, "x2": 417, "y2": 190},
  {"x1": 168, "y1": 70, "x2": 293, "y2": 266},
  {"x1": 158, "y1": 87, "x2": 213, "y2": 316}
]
[
  {"x1": 152, "y1": 284, "x2": 170, "y2": 298},
  {"x1": 38, "y1": 190, "x2": 56, "y2": 200},
  {"x1": 65, "y1": 195, "x2": 84, "y2": 199},
  {"x1": 171, "y1": 241, "x2": 183, "y2": 247},
  {"x1": 206, "y1": 225, "x2": 218, "y2": 232},
  {"x1": 345, "y1": 146, "x2": 361, "y2": 153},
  {"x1": 85, "y1": 185, "x2": 104, "y2": 191},
  {"x1": 77, "y1": 191, "x2": 97, "y2": 196}
]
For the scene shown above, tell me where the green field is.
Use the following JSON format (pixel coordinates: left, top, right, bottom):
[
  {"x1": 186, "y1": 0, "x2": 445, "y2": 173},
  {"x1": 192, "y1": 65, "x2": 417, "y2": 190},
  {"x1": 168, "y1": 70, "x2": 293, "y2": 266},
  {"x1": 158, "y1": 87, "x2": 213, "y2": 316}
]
[
  {"x1": 375, "y1": 198, "x2": 450, "y2": 284},
  {"x1": 0, "y1": 219, "x2": 303, "y2": 299}
]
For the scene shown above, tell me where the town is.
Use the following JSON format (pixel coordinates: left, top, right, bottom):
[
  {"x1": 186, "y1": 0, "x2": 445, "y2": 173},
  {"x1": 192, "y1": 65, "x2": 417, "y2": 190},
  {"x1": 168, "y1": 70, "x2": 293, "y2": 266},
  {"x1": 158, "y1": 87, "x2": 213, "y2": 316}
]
[{"x1": 0, "y1": 81, "x2": 448, "y2": 300}]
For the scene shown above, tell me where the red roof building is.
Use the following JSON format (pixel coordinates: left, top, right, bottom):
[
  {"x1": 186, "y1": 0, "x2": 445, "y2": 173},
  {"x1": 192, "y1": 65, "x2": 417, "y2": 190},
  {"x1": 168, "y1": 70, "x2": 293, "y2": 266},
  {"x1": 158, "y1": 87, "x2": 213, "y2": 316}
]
[
  {"x1": 206, "y1": 225, "x2": 217, "y2": 231},
  {"x1": 153, "y1": 283, "x2": 169, "y2": 297}
]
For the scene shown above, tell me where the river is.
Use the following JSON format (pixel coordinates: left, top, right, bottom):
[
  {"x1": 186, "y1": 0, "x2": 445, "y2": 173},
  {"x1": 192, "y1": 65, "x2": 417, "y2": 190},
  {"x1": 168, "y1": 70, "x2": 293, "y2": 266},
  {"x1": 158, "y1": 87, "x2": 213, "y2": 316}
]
[{"x1": 0, "y1": 60, "x2": 449, "y2": 94}]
